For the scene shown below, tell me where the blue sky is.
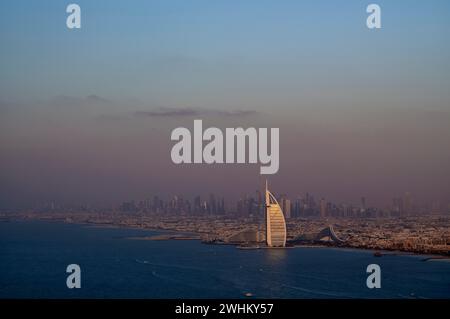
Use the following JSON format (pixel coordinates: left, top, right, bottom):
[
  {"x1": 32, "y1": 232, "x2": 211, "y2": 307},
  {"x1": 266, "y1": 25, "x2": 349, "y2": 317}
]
[
  {"x1": 1, "y1": 1, "x2": 450, "y2": 208},
  {"x1": 1, "y1": 0, "x2": 449, "y2": 109}
]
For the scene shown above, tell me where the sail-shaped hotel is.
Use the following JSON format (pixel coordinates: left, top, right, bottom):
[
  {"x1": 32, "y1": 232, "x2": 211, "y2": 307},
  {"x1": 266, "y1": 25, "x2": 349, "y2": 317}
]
[{"x1": 265, "y1": 181, "x2": 287, "y2": 247}]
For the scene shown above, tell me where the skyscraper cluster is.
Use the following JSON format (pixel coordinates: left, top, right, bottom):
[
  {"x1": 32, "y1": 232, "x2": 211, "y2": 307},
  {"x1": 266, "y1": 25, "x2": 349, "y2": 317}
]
[
  {"x1": 120, "y1": 194, "x2": 226, "y2": 215},
  {"x1": 118, "y1": 190, "x2": 430, "y2": 219}
]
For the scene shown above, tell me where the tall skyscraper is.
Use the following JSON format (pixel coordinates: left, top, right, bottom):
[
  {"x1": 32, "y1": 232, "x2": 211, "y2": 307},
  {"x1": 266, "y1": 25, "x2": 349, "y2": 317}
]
[
  {"x1": 209, "y1": 194, "x2": 217, "y2": 215},
  {"x1": 281, "y1": 198, "x2": 291, "y2": 219},
  {"x1": 320, "y1": 198, "x2": 327, "y2": 218},
  {"x1": 404, "y1": 192, "x2": 412, "y2": 216},
  {"x1": 361, "y1": 197, "x2": 367, "y2": 213},
  {"x1": 294, "y1": 198, "x2": 302, "y2": 218},
  {"x1": 194, "y1": 196, "x2": 201, "y2": 214}
]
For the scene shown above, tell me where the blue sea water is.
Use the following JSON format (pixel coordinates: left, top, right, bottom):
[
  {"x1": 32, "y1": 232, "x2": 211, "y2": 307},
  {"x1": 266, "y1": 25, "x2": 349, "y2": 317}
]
[{"x1": 0, "y1": 220, "x2": 449, "y2": 299}]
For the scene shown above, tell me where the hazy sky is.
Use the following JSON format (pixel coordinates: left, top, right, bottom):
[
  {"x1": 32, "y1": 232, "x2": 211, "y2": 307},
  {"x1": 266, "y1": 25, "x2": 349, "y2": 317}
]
[{"x1": 1, "y1": 1, "x2": 450, "y2": 209}]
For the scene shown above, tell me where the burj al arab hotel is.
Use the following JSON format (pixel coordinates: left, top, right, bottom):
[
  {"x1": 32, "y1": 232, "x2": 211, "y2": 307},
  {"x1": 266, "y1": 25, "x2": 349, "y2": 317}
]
[{"x1": 265, "y1": 181, "x2": 287, "y2": 247}]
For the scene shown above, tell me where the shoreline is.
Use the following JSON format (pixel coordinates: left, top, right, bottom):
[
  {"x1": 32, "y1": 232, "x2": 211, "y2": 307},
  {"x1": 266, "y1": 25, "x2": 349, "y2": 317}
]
[{"x1": 3, "y1": 217, "x2": 449, "y2": 260}]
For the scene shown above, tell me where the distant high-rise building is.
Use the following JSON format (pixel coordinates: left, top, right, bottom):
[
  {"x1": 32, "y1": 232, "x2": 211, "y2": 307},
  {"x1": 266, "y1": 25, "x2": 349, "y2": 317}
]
[
  {"x1": 219, "y1": 198, "x2": 225, "y2": 214},
  {"x1": 247, "y1": 196, "x2": 256, "y2": 216},
  {"x1": 194, "y1": 196, "x2": 201, "y2": 214},
  {"x1": 152, "y1": 196, "x2": 160, "y2": 213},
  {"x1": 209, "y1": 194, "x2": 216, "y2": 215},
  {"x1": 404, "y1": 192, "x2": 412, "y2": 216},
  {"x1": 392, "y1": 197, "x2": 402, "y2": 216},
  {"x1": 294, "y1": 197, "x2": 302, "y2": 218},
  {"x1": 320, "y1": 198, "x2": 327, "y2": 218},
  {"x1": 361, "y1": 197, "x2": 366, "y2": 213},
  {"x1": 281, "y1": 198, "x2": 291, "y2": 219}
]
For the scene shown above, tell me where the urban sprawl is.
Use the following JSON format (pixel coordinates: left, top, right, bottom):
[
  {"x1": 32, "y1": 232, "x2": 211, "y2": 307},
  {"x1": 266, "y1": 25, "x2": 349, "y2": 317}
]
[{"x1": 2, "y1": 191, "x2": 449, "y2": 257}]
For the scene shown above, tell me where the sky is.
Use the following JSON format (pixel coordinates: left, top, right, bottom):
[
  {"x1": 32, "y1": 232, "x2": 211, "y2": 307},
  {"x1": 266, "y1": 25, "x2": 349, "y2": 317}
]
[{"x1": 1, "y1": 0, "x2": 450, "y2": 209}]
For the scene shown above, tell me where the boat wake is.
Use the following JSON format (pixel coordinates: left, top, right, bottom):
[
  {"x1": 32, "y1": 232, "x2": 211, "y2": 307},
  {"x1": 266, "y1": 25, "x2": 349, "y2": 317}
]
[{"x1": 282, "y1": 284, "x2": 352, "y2": 298}]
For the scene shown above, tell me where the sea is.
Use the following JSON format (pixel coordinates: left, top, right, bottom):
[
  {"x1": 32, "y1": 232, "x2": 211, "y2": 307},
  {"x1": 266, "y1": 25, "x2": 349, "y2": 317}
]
[{"x1": 0, "y1": 220, "x2": 449, "y2": 299}]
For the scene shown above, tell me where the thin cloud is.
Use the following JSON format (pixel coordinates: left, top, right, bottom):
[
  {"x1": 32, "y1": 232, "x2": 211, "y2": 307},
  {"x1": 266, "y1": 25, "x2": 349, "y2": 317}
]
[{"x1": 134, "y1": 107, "x2": 259, "y2": 118}]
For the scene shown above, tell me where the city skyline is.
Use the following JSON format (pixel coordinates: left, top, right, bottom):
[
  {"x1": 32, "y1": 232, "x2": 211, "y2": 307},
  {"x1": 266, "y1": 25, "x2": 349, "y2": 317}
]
[{"x1": 29, "y1": 187, "x2": 449, "y2": 218}]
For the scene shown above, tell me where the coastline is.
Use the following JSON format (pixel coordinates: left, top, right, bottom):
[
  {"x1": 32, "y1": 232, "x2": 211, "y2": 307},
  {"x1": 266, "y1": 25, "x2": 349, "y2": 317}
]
[{"x1": 3, "y1": 216, "x2": 449, "y2": 260}]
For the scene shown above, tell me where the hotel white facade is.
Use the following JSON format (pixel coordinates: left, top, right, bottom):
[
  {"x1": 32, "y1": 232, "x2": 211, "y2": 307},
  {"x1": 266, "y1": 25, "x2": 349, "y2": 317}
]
[{"x1": 265, "y1": 182, "x2": 287, "y2": 247}]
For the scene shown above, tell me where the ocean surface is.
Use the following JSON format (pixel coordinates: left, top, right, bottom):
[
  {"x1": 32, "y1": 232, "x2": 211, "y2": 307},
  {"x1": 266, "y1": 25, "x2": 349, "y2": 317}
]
[{"x1": 0, "y1": 220, "x2": 449, "y2": 299}]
